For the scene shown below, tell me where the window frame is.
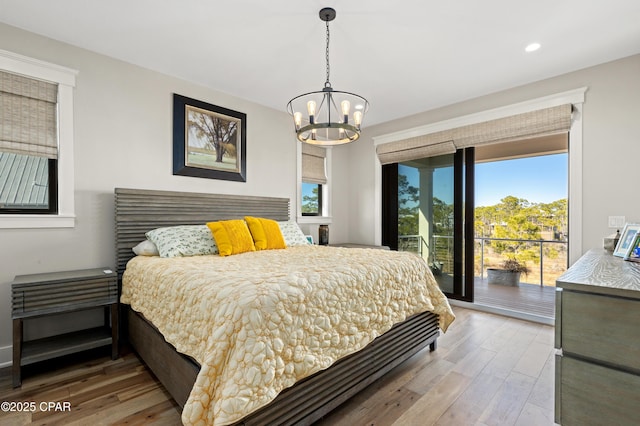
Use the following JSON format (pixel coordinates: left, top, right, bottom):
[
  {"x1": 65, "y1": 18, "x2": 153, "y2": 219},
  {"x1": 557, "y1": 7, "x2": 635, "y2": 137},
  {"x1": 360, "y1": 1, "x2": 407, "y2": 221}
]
[
  {"x1": 0, "y1": 49, "x2": 77, "y2": 229},
  {"x1": 297, "y1": 144, "x2": 331, "y2": 224}
]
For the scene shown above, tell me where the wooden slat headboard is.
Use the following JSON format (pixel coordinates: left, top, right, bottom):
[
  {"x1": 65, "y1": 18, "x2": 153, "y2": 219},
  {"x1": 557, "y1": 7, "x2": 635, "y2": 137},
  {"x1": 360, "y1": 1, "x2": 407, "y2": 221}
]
[{"x1": 114, "y1": 188, "x2": 290, "y2": 278}]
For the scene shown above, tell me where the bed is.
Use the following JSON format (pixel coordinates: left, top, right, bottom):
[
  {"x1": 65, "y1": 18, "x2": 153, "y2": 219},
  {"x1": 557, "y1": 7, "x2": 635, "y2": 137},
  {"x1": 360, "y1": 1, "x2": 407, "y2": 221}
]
[{"x1": 115, "y1": 187, "x2": 454, "y2": 426}]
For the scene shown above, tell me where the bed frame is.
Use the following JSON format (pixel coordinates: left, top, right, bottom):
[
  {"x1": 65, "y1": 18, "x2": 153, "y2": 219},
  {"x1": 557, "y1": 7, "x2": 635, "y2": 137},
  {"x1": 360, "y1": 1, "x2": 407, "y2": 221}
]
[{"x1": 115, "y1": 187, "x2": 441, "y2": 425}]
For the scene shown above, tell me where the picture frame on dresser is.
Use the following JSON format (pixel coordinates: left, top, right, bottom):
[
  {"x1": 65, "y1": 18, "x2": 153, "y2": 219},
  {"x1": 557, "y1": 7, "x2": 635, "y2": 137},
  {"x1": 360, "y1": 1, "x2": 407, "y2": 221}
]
[
  {"x1": 613, "y1": 223, "x2": 640, "y2": 257},
  {"x1": 623, "y1": 231, "x2": 640, "y2": 262}
]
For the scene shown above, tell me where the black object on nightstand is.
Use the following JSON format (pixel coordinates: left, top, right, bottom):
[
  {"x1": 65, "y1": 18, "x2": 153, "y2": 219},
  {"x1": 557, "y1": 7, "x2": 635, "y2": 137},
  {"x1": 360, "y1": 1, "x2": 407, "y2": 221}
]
[{"x1": 11, "y1": 268, "x2": 119, "y2": 388}]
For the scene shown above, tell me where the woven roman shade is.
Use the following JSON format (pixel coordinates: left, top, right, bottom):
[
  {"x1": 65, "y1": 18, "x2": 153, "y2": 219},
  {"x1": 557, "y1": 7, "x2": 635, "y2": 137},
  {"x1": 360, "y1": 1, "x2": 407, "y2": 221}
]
[
  {"x1": 0, "y1": 70, "x2": 58, "y2": 159},
  {"x1": 377, "y1": 104, "x2": 572, "y2": 164},
  {"x1": 453, "y1": 104, "x2": 572, "y2": 149},
  {"x1": 301, "y1": 143, "x2": 327, "y2": 184},
  {"x1": 377, "y1": 138, "x2": 456, "y2": 165}
]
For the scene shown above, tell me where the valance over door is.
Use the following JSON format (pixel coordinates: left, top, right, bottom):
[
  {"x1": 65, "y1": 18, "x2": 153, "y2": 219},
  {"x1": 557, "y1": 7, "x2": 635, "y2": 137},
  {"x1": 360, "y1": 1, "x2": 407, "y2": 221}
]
[{"x1": 376, "y1": 104, "x2": 572, "y2": 164}]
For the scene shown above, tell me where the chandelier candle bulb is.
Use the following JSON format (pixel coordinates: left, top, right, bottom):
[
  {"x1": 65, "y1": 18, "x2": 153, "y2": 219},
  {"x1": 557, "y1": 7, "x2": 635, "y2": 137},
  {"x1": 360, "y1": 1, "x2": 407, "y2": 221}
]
[
  {"x1": 307, "y1": 101, "x2": 316, "y2": 124},
  {"x1": 354, "y1": 110, "x2": 363, "y2": 128},
  {"x1": 341, "y1": 100, "x2": 351, "y2": 123},
  {"x1": 294, "y1": 112, "x2": 302, "y2": 130}
]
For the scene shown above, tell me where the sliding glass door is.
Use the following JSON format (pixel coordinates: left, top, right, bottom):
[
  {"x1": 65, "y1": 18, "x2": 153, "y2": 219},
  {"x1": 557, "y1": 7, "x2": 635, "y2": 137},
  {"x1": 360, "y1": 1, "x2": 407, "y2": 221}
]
[{"x1": 382, "y1": 149, "x2": 474, "y2": 301}]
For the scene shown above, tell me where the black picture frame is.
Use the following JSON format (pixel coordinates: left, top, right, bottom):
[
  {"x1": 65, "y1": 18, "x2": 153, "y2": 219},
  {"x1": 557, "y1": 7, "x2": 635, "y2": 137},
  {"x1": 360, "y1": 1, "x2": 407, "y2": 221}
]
[{"x1": 173, "y1": 94, "x2": 246, "y2": 182}]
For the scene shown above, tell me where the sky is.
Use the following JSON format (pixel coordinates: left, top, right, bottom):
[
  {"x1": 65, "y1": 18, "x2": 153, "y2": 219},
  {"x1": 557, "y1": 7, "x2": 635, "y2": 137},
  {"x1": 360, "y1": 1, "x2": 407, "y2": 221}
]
[{"x1": 475, "y1": 154, "x2": 568, "y2": 206}]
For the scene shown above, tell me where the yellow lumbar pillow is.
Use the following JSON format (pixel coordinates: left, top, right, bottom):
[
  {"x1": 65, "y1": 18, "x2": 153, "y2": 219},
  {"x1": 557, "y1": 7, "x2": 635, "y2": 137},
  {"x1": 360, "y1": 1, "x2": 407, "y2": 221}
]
[
  {"x1": 244, "y1": 216, "x2": 287, "y2": 250},
  {"x1": 206, "y1": 219, "x2": 256, "y2": 256}
]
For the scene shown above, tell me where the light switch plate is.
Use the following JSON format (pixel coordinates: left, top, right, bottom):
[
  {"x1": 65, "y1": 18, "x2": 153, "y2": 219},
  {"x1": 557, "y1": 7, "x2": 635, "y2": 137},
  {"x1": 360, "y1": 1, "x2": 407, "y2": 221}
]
[{"x1": 608, "y1": 216, "x2": 625, "y2": 228}]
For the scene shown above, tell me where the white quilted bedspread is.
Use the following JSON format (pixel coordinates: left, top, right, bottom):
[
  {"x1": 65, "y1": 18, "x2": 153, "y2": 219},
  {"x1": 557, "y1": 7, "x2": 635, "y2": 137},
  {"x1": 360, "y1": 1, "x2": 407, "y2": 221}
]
[{"x1": 121, "y1": 245, "x2": 454, "y2": 426}]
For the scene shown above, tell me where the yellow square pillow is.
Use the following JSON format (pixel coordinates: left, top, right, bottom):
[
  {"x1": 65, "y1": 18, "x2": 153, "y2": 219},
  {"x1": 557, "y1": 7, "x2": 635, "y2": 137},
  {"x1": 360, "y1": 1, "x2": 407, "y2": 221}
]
[
  {"x1": 206, "y1": 219, "x2": 256, "y2": 256},
  {"x1": 244, "y1": 216, "x2": 287, "y2": 250}
]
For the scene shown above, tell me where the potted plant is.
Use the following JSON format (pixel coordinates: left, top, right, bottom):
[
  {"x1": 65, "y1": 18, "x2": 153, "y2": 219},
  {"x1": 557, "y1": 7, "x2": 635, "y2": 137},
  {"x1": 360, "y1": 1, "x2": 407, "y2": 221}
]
[{"x1": 486, "y1": 257, "x2": 530, "y2": 286}]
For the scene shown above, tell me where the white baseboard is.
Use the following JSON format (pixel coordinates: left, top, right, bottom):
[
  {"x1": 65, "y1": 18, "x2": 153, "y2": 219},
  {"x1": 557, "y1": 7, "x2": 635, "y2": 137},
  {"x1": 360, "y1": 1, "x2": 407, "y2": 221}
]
[
  {"x1": 449, "y1": 299, "x2": 555, "y2": 326},
  {"x1": 0, "y1": 344, "x2": 12, "y2": 368}
]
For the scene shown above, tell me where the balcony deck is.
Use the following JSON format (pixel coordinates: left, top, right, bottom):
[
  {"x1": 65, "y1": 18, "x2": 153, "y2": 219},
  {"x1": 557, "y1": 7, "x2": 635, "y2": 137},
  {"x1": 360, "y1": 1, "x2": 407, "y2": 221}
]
[{"x1": 473, "y1": 277, "x2": 556, "y2": 321}]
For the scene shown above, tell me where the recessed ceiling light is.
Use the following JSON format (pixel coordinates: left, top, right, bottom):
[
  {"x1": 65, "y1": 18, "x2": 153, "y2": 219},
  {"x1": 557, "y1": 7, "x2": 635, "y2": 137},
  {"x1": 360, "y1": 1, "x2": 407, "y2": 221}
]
[{"x1": 525, "y1": 43, "x2": 541, "y2": 52}]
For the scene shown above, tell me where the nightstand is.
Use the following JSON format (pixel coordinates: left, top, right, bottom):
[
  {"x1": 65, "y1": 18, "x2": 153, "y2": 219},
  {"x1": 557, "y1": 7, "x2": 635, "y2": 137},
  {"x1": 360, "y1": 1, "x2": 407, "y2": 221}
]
[{"x1": 11, "y1": 268, "x2": 119, "y2": 388}]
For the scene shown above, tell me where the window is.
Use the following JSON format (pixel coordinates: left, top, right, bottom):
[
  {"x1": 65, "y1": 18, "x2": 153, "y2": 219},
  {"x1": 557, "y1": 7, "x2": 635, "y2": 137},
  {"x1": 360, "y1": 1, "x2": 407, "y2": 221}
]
[
  {"x1": 1, "y1": 70, "x2": 59, "y2": 214},
  {"x1": 301, "y1": 182, "x2": 322, "y2": 216},
  {"x1": 375, "y1": 88, "x2": 586, "y2": 279},
  {"x1": 0, "y1": 153, "x2": 57, "y2": 213},
  {"x1": 299, "y1": 143, "x2": 329, "y2": 220},
  {"x1": 0, "y1": 49, "x2": 77, "y2": 228}
]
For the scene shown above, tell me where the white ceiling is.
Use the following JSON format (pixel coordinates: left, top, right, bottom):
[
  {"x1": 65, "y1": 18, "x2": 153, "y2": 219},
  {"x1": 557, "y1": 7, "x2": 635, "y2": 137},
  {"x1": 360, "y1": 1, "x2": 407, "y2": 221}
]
[{"x1": 1, "y1": 0, "x2": 639, "y2": 127}]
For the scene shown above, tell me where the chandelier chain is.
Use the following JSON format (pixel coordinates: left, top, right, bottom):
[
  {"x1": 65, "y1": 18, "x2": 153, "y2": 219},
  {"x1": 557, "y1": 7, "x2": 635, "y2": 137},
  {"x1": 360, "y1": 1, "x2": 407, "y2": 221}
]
[{"x1": 325, "y1": 19, "x2": 331, "y2": 88}]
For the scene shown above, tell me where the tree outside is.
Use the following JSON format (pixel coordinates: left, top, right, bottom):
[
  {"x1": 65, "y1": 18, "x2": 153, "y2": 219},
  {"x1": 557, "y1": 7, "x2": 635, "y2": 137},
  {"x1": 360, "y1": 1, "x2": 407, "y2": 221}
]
[
  {"x1": 475, "y1": 196, "x2": 567, "y2": 285},
  {"x1": 398, "y1": 174, "x2": 419, "y2": 237},
  {"x1": 301, "y1": 183, "x2": 320, "y2": 215}
]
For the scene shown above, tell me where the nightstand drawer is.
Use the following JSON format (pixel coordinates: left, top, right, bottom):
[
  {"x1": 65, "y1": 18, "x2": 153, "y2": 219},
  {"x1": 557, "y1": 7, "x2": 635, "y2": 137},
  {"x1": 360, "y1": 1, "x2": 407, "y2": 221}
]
[{"x1": 12, "y1": 268, "x2": 117, "y2": 319}]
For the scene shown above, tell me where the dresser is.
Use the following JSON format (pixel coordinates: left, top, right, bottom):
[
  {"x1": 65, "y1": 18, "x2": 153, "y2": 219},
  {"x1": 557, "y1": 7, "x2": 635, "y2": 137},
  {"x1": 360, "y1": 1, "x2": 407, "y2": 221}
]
[{"x1": 555, "y1": 249, "x2": 640, "y2": 425}]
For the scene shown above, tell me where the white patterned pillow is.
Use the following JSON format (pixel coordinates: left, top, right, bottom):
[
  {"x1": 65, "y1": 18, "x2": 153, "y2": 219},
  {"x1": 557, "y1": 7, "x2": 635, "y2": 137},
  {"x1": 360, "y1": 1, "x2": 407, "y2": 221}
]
[
  {"x1": 145, "y1": 225, "x2": 218, "y2": 258},
  {"x1": 277, "y1": 221, "x2": 311, "y2": 246}
]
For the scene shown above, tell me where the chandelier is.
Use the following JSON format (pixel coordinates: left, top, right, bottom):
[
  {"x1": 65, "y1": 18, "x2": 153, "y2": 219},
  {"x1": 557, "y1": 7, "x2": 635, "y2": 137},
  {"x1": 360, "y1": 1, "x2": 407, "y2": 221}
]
[{"x1": 287, "y1": 7, "x2": 369, "y2": 146}]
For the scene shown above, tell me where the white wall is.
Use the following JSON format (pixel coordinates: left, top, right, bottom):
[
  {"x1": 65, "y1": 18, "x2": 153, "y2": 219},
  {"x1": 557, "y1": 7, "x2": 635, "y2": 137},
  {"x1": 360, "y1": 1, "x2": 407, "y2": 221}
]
[
  {"x1": 342, "y1": 54, "x2": 640, "y2": 258},
  {"x1": 0, "y1": 23, "x2": 304, "y2": 366}
]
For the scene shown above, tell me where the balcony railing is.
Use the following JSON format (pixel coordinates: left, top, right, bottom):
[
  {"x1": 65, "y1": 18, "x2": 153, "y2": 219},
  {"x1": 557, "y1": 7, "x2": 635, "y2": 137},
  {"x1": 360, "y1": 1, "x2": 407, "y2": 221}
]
[
  {"x1": 476, "y1": 237, "x2": 567, "y2": 286},
  {"x1": 398, "y1": 235, "x2": 568, "y2": 287}
]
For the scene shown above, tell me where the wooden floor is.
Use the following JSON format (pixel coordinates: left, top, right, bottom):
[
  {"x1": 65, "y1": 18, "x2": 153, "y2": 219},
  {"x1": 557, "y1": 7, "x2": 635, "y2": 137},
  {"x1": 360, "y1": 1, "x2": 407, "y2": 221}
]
[
  {"x1": 474, "y1": 278, "x2": 556, "y2": 321},
  {"x1": 0, "y1": 306, "x2": 556, "y2": 425},
  {"x1": 0, "y1": 348, "x2": 181, "y2": 426}
]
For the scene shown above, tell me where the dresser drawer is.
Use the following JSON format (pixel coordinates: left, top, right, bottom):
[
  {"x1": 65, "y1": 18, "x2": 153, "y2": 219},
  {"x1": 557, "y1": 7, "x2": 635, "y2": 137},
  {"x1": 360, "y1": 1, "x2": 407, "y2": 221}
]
[
  {"x1": 556, "y1": 355, "x2": 640, "y2": 425},
  {"x1": 559, "y1": 290, "x2": 640, "y2": 371}
]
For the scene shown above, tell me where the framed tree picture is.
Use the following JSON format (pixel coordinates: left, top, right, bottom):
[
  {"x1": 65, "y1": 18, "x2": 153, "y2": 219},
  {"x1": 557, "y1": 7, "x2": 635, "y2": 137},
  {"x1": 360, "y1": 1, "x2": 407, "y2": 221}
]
[{"x1": 173, "y1": 94, "x2": 246, "y2": 182}]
